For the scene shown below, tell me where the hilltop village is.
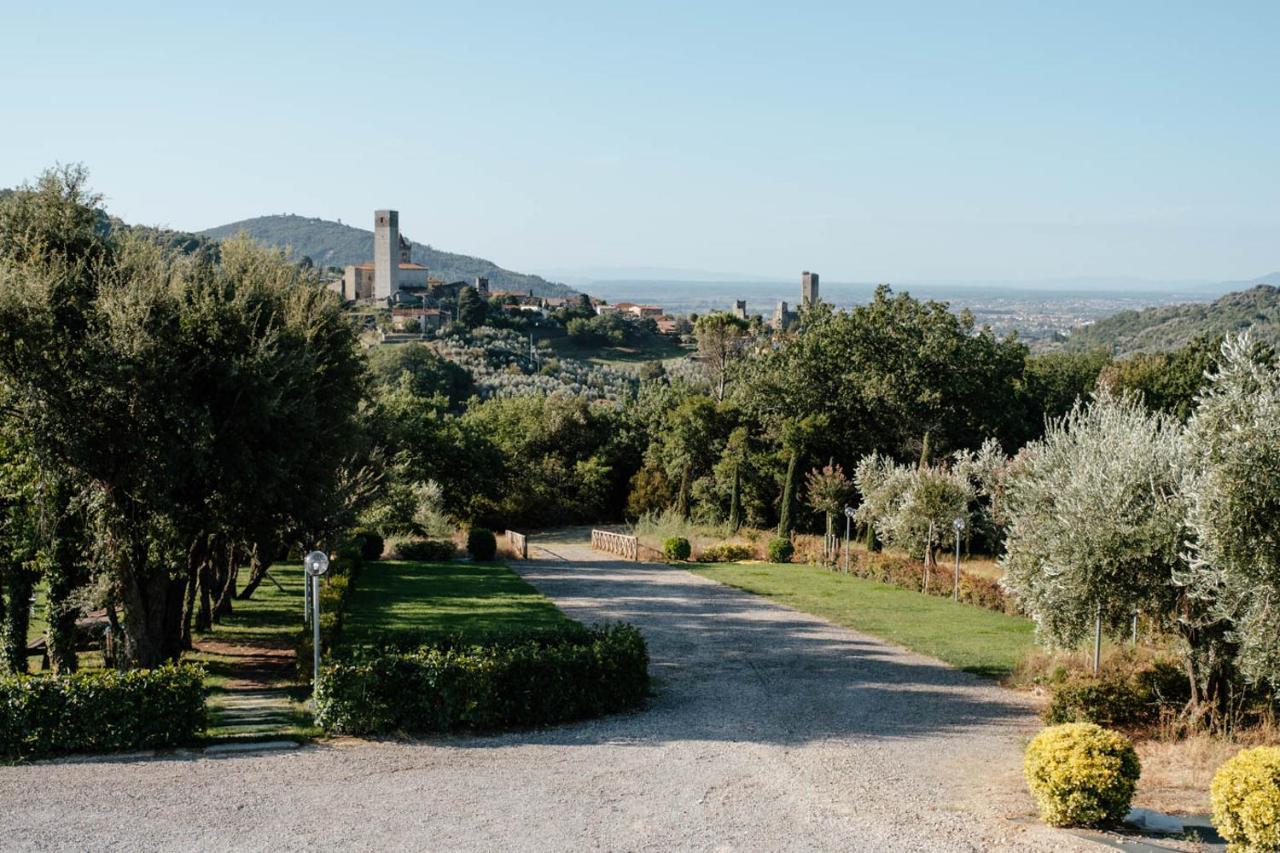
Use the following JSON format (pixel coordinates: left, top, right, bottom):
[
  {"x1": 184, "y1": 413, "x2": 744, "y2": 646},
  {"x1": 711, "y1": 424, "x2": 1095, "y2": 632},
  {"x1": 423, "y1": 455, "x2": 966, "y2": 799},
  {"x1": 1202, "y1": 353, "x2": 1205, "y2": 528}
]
[{"x1": 329, "y1": 209, "x2": 818, "y2": 340}]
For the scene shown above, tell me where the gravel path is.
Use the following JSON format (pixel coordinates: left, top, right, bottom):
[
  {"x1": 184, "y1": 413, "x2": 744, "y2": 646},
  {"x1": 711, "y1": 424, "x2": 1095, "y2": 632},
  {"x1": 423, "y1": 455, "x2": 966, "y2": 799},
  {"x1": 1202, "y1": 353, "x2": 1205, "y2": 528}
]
[{"x1": 0, "y1": 534, "x2": 1083, "y2": 852}]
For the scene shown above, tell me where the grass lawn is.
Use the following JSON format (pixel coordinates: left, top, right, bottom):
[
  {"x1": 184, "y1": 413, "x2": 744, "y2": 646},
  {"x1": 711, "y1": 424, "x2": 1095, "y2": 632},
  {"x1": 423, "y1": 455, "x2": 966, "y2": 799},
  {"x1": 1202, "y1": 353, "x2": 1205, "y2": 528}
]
[
  {"x1": 693, "y1": 562, "x2": 1035, "y2": 679},
  {"x1": 342, "y1": 560, "x2": 571, "y2": 644}
]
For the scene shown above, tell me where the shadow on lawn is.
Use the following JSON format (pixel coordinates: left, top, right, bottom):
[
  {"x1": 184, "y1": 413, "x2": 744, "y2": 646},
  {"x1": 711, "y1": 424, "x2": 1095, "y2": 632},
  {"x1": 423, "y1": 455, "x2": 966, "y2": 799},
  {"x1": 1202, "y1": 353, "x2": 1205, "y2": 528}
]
[{"x1": 433, "y1": 548, "x2": 1038, "y2": 750}]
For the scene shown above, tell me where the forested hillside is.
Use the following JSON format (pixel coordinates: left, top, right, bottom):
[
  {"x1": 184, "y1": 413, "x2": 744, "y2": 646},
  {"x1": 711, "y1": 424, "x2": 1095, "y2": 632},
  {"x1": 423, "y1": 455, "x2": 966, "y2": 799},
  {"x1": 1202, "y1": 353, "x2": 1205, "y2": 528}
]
[
  {"x1": 201, "y1": 214, "x2": 576, "y2": 296},
  {"x1": 1060, "y1": 283, "x2": 1280, "y2": 354}
]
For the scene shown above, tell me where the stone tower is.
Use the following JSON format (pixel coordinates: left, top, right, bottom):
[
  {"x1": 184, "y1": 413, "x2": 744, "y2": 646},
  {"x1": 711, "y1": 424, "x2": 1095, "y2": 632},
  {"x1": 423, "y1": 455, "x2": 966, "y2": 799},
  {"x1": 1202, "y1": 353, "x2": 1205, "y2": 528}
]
[
  {"x1": 773, "y1": 300, "x2": 789, "y2": 329},
  {"x1": 374, "y1": 210, "x2": 400, "y2": 300},
  {"x1": 801, "y1": 271, "x2": 820, "y2": 308},
  {"x1": 733, "y1": 299, "x2": 748, "y2": 320}
]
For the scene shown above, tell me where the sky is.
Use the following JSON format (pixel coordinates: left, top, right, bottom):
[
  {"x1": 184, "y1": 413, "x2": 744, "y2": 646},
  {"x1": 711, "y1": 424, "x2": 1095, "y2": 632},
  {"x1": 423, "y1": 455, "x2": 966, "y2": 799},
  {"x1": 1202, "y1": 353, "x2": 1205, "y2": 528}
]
[{"x1": 2, "y1": 1, "x2": 1278, "y2": 283}]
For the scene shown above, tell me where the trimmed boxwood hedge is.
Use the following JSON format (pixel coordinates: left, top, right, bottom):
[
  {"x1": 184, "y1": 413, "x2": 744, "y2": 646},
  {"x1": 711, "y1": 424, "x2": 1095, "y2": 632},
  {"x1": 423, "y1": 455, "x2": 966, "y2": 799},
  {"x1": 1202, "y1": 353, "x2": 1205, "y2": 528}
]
[
  {"x1": 314, "y1": 624, "x2": 649, "y2": 735},
  {"x1": 0, "y1": 663, "x2": 207, "y2": 758}
]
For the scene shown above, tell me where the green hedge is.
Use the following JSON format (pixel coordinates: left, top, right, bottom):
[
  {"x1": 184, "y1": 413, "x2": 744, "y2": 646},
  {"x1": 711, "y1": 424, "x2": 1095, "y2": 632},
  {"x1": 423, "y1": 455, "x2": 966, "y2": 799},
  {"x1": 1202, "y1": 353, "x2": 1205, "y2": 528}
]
[
  {"x1": 314, "y1": 624, "x2": 649, "y2": 735},
  {"x1": 663, "y1": 536, "x2": 691, "y2": 561},
  {"x1": 0, "y1": 664, "x2": 206, "y2": 758},
  {"x1": 393, "y1": 538, "x2": 457, "y2": 561},
  {"x1": 467, "y1": 528, "x2": 497, "y2": 561}
]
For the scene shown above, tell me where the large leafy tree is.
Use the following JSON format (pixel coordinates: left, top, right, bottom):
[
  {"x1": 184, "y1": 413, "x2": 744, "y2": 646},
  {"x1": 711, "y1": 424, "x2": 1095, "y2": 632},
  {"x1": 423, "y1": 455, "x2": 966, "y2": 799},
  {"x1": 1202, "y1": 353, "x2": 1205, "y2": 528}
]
[
  {"x1": 1181, "y1": 336, "x2": 1280, "y2": 695},
  {"x1": 0, "y1": 167, "x2": 367, "y2": 666}
]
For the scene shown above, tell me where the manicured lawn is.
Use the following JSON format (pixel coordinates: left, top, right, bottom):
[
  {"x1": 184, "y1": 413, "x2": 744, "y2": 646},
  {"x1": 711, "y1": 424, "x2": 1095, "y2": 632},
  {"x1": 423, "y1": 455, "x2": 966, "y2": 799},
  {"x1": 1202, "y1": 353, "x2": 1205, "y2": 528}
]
[
  {"x1": 693, "y1": 562, "x2": 1035, "y2": 679},
  {"x1": 342, "y1": 560, "x2": 571, "y2": 643}
]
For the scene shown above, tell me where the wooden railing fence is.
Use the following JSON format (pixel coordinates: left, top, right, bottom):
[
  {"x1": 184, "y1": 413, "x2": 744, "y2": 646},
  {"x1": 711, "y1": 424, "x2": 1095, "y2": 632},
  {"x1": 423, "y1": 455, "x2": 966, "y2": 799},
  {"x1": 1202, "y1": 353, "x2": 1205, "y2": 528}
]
[{"x1": 591, "y1": 529, "x2": 638, "y2": 561}]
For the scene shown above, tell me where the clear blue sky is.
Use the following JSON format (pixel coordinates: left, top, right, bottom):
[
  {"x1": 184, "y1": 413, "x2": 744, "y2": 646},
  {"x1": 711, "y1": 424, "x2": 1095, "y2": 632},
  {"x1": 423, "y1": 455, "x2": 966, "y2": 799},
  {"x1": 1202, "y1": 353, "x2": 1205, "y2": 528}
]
[{"x1": 3, "y1": 1, "x2": 1277, "y2": 282}]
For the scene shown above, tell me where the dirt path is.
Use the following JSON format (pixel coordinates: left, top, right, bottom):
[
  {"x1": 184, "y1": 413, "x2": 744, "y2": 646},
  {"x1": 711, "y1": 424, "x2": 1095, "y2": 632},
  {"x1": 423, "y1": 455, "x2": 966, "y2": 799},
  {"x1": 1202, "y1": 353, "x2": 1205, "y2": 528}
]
[{"x1": 0, "y1": 533, "x2": 1082, "y2": 851}]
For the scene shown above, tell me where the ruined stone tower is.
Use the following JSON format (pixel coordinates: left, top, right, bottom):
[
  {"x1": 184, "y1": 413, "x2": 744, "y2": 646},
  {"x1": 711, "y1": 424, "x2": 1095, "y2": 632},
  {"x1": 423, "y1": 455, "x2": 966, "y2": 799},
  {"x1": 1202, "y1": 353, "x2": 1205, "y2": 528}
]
[
  {"x1": 374, "y1": 210, "x2": 400, "y2": 300},
  {"x1": 733, "y1": 299, "x2": 748, "y2": 320},
  {"x1": 801, "y1": 271, "x2": 820, "y2": 308}
]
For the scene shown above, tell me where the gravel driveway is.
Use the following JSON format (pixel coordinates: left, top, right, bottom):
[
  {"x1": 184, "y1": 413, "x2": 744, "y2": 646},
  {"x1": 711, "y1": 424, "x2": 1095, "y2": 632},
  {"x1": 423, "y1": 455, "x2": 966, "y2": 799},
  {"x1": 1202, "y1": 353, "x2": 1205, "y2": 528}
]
[{"x1": 0, "y1": 533, "x2": 1082, "y2": 852}]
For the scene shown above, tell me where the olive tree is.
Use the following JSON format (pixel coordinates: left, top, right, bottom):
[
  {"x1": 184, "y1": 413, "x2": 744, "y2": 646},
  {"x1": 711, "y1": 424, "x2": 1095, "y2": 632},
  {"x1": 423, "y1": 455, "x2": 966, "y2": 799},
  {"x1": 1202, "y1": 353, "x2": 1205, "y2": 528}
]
[
  {"x1": 854, "y1": 455, "x2": 972, "y2": 567},
  {"x1": 999, "y1": 394, "x2": 1186, "y2": 654},
  {"x1": 1181, "y1": 335, "x2": 1280, "y2": 693}
]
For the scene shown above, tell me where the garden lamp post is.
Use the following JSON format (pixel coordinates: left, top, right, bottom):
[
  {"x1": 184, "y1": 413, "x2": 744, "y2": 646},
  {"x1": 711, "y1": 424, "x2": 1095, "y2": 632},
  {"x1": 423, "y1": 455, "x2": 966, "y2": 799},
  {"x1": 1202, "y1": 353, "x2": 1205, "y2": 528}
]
[
  {"x1": 843, "y1": 506, "x2": 856, "y2": 573},
  {"x1": 304, "y1": 550, "x2": 330, "y2": 690},
  {"x1": 951, "y1": 516, "x2": 965, "y2": 602}
]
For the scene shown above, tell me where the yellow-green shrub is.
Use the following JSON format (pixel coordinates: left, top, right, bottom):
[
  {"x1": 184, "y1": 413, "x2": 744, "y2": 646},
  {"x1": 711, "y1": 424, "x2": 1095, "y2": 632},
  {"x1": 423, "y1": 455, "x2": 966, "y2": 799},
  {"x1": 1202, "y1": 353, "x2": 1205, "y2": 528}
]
[
  {"x1": 1212, "y1": 746, "x2": 1280, "y2": 852},
  {"x1": 1024, "y1": 723, "x2": 1140, "y2": 827}
]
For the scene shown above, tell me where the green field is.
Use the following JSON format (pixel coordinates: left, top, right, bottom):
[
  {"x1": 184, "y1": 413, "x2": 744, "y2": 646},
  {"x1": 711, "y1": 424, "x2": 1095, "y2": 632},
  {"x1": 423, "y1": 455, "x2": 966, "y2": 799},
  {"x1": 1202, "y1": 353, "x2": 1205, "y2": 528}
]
[
  {"x1": 693, "y1": 562, "x2": 1036, "y2": 678},
  {"x1": 548, "y1": 335, "x2": 691, "y2": 368},
  {"x1": 342, "y1": 560, "x2": 571, "y2": 643}
]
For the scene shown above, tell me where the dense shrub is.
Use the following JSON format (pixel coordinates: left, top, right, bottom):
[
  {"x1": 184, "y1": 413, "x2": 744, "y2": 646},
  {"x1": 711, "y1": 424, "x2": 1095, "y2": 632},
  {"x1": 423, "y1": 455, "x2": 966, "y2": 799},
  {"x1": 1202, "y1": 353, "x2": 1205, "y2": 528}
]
[
  {"x1": 1212, "y1": 746, "x2": 1280, "y2": 852},
  {"x1": 1024, "y1": 723, "x2": 1141, "y2": 827},
  {"x1": 1044, "y1": 659, "x2": 1189, "y2": 730},
  {"x1": 467, "y1": 528, "x2": 497, "y2": 561},
  {"x1": 767, "y1": 537, "x2": 795, "y2": 563},
  {"x1": 315, "y1": 624, "x2": 649, "y2": 735},
  {"x1": 851, "y1": 552, "x2": 1017, "y2": 615},
  {"x1": 0, "y1": 664, "x2": 206, "y2": 758},
  {"x1": 356, "y1": 530, "x2": 385, "y2": 561},
  {"x1": 393, "y1": 538, "x2": 458, "y2": 561},
  {"x1": 663, "y1": 536, "x2": 691, "y2": 561},
  {"x1": 696, "y1": 542, "x2": 754, "y2": 563}
]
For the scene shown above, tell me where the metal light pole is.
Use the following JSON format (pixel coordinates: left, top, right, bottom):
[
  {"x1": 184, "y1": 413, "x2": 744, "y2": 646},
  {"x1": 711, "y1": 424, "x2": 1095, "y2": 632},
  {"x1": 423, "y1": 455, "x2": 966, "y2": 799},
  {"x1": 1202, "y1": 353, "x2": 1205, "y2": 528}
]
[
  {"x1": 304, "y1": 550, "x2": 330, "y2": 689},
  {"x1": 951, "y1": 517, "x2": 965, "y2": 602},
  {"x1": 843, "y1": 506, "x2": 856, "y2": 573}
]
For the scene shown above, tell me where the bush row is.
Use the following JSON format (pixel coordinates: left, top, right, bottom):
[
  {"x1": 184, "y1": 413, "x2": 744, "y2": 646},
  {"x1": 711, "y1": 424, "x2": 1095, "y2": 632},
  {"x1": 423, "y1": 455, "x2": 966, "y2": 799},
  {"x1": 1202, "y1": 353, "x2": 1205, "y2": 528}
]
[
  {"x1": 392, "y1": 538, "x2": 458, "y2": 561},
  {"x1": 0, "y1": 664, "x2": 206, "y2": 758},
  {"x1": 849, "y1": 552, "x2": 1015, "y2": 614},
  {"x1": 695, "y1": 542, "x2": 754, "y2": 563},
  {"x1": 314, "y1": 623, "x2": 649, "y2": 735},
  {"x1": 1044, "y1": 659, "x2": 1190, "y2": 730}
]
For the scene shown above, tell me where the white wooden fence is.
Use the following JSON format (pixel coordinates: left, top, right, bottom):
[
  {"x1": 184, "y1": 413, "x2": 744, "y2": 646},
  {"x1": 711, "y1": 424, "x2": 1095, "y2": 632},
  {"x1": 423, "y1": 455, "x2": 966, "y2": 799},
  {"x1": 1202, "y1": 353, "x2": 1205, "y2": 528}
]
[
  {"x1": 506, "y1": 530, "x2": 528, "y2": 560},
  {"x1": 591, "y1": 529, "x2": 638, "y2": 561}
]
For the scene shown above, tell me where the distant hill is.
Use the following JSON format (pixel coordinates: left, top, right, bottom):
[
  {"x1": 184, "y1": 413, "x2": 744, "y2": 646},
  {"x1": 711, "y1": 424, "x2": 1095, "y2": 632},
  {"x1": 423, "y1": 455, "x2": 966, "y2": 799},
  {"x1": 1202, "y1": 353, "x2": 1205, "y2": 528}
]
[
  {"x1": 200, "y1": 214, "x2": 576, "y2": 297},
  {"x1": 1059, "y1": 283, "x2": 1280, "y2": 354}
]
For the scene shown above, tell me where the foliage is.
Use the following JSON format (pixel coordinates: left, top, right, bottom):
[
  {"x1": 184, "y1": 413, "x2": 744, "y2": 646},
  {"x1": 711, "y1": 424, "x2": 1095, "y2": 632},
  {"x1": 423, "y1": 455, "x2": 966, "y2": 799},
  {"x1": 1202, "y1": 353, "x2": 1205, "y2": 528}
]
[
  {"x1": 0, "y1": 168, "x2": 369, "y2": 665},
  {"x1": 1020, "y1": 350, "x2": 1111, "y2": 428},
  {"x1": 999, "y1": 394, "x2": 1186, "y2": 650},
  {"x1": 391, "y1": 538, "x2": 457, "y2": 562},
  {"x1": 694, "y1": 311, "x2": 750, "y2": 401},
  {"x1": 314, "y1": 624, "x2": 649, "y2": 735},
  {"x1": 696, "y1": 542, "x2": 754, "y2": 562},
  {"x1": 1098, "y1": 335, "x2": 1219, "y2": 420},
  {"x1": 1024, "y1": 723, "x2": 1141, "y2": 827},
  {"x1": 1043, "y1": 659, "x2": 1190, "y2": 730},
  {"x1": 0, "y1": 664, "x2": 206, "y2": 758},
  {"x1": 854, "y1": 455, "x2": 972, "y2": 563},
  {"x1": 1060, "y1": 285, "x2": 1280, "y2": 356},
  {"x1": 367, "y1": 344, "x2": 474, "y2": 408},
  {"x1": 467, "y1": 528, "x2": 497, "y2": 561},
  {"x1": 1211, "y1": 746, "x2": 1280, "y2": 852},
  {"x1": 1181, "y1": 335, "x2": 1280, "y2": 693},
  {"x1": 663, "y1": 536, "x2": 691, "y2": 561},
  {"x1": 767, "y1": 537, "x2": 794, "y2": 563},
  {"x1": 735, "y1": 287, "x2": 1030, "y2": 464}
]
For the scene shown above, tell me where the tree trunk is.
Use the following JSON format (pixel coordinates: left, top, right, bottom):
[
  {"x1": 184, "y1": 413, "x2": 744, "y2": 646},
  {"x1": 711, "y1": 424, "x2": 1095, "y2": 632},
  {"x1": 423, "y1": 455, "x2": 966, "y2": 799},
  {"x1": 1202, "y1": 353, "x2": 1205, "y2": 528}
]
[
  {"x1": 237, "y1": 542, "x2": 273, "y2": 600},
  {"x1": 676, "y1": 466, "x2": 691, "y2": 519}
]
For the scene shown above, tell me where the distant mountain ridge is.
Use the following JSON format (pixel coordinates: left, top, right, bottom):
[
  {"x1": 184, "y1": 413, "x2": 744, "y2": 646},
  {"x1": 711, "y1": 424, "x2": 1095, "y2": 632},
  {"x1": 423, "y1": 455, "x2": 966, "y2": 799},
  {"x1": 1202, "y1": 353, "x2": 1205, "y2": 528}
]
[
  {"x1": 200, "y1": 214, "x2": 576, "y2": 297},
  {"x1": 1059, "y1": 282, "x2": 1280, "y2": 354}
]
